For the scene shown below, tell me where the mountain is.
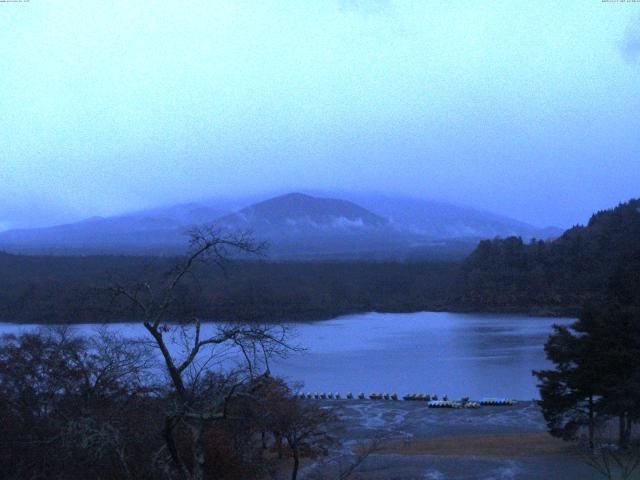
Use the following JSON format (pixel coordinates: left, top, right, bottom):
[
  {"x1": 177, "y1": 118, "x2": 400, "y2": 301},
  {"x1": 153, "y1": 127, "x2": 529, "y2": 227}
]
[
  {"x1": 212, "y1": 192, "x2": 560, "y2": 259},
  {"x1": 449, "y1": 198, "x2": 640, "y2": 314},
  {"x1": 0, "y1": 191, "x2": 561, "y2": 259},
  {"x1": 218, "y1": 192, "x2": 388, "y2": 229},
  {"x1": 214, "y1": 193, "x2": 408, "y2": 258},
  {"x1": 0, "y1": 203, "x2": 227, "y2": 255},
  {"x1": 331, "y1": 192, "x2": 562, "y2": 240}
]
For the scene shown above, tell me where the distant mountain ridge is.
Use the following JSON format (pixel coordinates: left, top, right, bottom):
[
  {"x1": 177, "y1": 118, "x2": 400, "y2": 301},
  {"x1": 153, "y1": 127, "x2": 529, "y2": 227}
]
[
  {"x1": 0, "y1": 203, "x2": 228, "y2": 255},
  {"x1": 336, "y1": 192, "x2": 562, "y2": 240},
  {"x1": 0, "y1": 191, "x2": 561, "y2": 258}
]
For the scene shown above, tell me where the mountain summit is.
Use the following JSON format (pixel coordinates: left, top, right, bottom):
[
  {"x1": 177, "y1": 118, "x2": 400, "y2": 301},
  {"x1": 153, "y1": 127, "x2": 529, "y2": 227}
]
[{"x1": 218, "y1": 193, "x2": 387, "y2": 230}]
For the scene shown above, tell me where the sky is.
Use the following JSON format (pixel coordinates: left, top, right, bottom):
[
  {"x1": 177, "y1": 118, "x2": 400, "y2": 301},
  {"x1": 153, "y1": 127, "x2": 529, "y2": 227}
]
[{"x1": 1, "y1": 0, "x2": 639, "y2": 231}]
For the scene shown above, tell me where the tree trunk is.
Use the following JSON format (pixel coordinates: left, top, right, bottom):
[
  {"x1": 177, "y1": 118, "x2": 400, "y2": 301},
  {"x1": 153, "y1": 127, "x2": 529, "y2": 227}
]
[
  {"x1": 619, "y1": 413, "x2": 628, "y2": 448},
  {"x1": 588, "y1": 395, "x2": 594, "y2": 450},
  {"x1": 261, "y1": 430, "x2": 267, "y2": 450},
  {"x1": 276, "y1": 434, "x2": 283, "y2": 459},
  {"x1": 164, "y1": 416, "x2": 190, "y2": 480},
  {"x1": 291, "y1": 446, "x2": 299, "y2": 480},
  {"x1": 191, "y1": 420, "x2": 205, "y2": 480}
]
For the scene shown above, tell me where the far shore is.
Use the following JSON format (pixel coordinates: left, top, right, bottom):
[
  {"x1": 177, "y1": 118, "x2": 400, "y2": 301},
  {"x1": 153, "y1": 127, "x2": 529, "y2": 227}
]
[{"x1": 0, "y1": 306, "x2": 578, "y2": 326}]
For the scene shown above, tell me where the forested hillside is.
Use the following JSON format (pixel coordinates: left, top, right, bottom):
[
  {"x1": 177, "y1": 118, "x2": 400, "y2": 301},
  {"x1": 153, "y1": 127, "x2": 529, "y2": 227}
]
[{"x1": 449, "y1": 199, "x2": 640, "y2": 314}]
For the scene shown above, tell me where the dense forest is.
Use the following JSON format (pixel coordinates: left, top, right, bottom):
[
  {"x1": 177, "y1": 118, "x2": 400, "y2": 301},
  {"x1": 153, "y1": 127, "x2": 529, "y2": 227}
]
[
  {"x1": 0, "y1": 253, "x2": 455, "y2": 323},
  {"x1": 449, "y1": 199, "x2": 640, "y2": 314}
]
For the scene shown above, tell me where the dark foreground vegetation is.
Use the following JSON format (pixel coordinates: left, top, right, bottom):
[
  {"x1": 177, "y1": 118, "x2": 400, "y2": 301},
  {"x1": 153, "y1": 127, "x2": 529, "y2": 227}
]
[
  {"x1": 0, "y1": 328, "x2": 337, "y2": 480},
  {"x1": 0, "y1": 229, "x2": 365, "y2": 480},
  {"x1": 536, "y1": 304, "x2": 640, "y2": 443}
]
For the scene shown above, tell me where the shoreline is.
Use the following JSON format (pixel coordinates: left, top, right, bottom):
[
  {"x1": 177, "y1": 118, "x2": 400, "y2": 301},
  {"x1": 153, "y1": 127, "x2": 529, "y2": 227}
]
[
  {"x1": 322, "y1": 400, "x2": 595, "y2": 479},
  {"x1": 365, "y1": 432, "x2": 577, "y2": 459},
  {"x1": 0, "y1": 306, "x2": 578, "y2": 326}
]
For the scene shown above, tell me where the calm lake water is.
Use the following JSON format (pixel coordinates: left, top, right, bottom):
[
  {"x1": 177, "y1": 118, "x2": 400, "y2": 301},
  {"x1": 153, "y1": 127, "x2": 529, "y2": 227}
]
[{"x1": 0, "y1": 311, "x2": 574, "y2": 400}]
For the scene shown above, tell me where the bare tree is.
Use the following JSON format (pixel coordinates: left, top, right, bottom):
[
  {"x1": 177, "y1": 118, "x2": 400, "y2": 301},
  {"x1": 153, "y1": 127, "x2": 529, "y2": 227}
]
[
  {"x1": 281, "y1": 402, "x2": 334, "y2": 480},
  {"x1": 336, "y1": 438, "x2": 383, "y2": 480},
  {"x1": 111, "y1": 226, "x2": 294, "y2": 480},
  {"x1": 583, "y1": 445, "x2": 640, "y2": 480},
  {"x1": 0, "y1": 328, "x2": 161, "y2": 480},
  {"x1": 252, "y1": 383, "x2": 335, "y2": 480},
  {"x1": 305, "y1": 435, "x2": 383, "y2": 480}
]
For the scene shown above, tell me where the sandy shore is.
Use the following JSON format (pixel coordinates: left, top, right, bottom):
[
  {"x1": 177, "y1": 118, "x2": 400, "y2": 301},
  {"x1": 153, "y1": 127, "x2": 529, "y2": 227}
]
[
  {"x1": 309, "y1": 400, "x2": 600, "y2": 480},
  {"x1": 371, "y1": 432, "x2": 576, "y2": 458}
]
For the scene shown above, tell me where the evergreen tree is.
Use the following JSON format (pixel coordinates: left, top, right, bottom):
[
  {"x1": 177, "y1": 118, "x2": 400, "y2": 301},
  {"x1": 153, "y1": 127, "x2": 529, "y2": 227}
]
[
  {"x1": 577, "y1": 307, "x2": 640, "y2": 448},
  {"x1": 535, "y1": 304, "x2": 640, "y2": 448},
  {"x1": 534, "y1": 323, "x2": 599, "y2": 447}
]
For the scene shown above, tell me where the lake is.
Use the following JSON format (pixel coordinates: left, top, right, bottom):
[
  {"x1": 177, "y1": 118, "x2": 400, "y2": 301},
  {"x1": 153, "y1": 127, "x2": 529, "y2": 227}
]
[{"x1": 0, "y1": 311, "x2": 574, "y2": 400}]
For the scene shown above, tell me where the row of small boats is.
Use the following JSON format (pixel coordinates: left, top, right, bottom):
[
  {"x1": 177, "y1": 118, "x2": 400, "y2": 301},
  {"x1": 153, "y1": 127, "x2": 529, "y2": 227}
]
[
  {"x1": 298, "y1": 392, "x2": 359, "y2": 400},
  {"x1": 368, "y1": 393, "x2": 398, "y2": 400},
  {"x1": 479, "y1": 398, "x2": 516, "y2": 406},
  {"x1": 296, "y1": 392, "x2": 516, "y2": 407},
  {"x1": 428, "y1": 400, "x2": 480, "y2": 409},
  {"x1": 403, "y1": 393, "x2": 442, "y2": 401}
]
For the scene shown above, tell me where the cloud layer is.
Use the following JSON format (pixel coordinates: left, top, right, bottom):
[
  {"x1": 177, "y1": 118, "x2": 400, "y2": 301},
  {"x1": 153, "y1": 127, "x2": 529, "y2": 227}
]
[
  {"x1": 621, "y1": 15, "x2": 640, "y2": 62},
  {"x1": 1, "y1": 1, "x2": 639, "y2": 230}
]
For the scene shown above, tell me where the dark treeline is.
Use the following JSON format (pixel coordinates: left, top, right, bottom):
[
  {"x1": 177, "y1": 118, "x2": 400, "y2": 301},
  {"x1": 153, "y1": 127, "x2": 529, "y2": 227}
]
[
  {"x1": 449, "y1": 199, "x2": 640, "y2": 315},
  {"x1": 0, "y1": 254, "x2": 456, "y2": 323}
]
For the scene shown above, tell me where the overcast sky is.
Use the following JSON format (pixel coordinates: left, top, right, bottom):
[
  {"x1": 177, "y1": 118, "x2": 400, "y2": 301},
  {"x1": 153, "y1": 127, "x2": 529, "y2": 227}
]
[{"x1": 1, "y1": 0, "x2": 639, "y2": 231}]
